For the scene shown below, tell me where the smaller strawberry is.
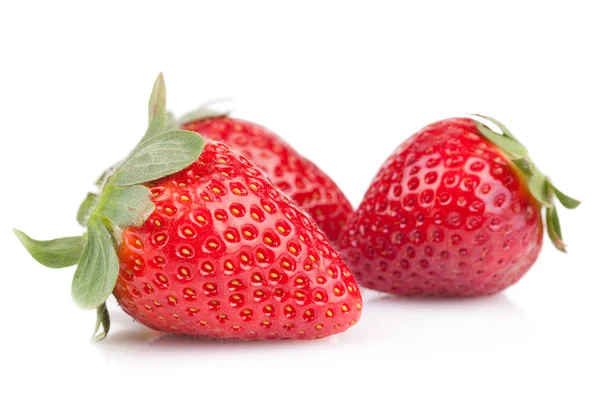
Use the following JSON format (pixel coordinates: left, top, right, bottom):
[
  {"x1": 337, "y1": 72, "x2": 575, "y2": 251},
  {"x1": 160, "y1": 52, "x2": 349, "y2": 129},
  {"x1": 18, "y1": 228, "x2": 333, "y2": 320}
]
[
  {"x1": 174, "y1": 106, "x2": 353, "y2": 244},
  {"x1": 14, "y1": 74, "x2": 362, "y2": 340},
  {"x1": 339, "y1": 116, "x2": 579, "y2": 297}
]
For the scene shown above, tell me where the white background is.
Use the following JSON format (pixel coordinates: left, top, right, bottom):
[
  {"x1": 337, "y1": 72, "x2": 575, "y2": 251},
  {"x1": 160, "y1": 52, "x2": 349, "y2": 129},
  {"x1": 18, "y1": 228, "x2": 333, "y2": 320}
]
[{"x1": 1, "y1": 1, "x2": 598, "y2": 399}]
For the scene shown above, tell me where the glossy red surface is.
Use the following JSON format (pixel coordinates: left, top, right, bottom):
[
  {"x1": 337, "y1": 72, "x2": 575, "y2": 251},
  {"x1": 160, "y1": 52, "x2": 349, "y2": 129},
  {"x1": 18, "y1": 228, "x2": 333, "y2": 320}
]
[
  {"x1": 114, "y1": 140, "x2": 362, "y2": 339},
  {"x1": 182, "y1": 117, "x2": 353, "y2": 244},
  {"x1": 339, "y1": 118, "x2": 543, "y2": 296}
]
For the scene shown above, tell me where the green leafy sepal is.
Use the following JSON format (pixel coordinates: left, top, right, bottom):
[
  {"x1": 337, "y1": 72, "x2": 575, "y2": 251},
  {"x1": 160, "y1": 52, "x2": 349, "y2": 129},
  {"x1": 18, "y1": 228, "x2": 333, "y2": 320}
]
[{"x1": 473, "y1": 114, "x2": 580, "y2": 252}]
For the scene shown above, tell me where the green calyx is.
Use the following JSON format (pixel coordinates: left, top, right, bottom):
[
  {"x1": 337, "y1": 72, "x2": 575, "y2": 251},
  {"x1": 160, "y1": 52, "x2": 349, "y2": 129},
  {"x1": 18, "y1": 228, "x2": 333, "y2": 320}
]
[
  {"x1": 171, "y1": 98, "x2": 232, "y2": 128},
  {"x1": 14, "y1": 73, "x2": 206, "y2": 340},
  {"x1": 472, "y1": 114, "x2": 580, "y2": 252}
]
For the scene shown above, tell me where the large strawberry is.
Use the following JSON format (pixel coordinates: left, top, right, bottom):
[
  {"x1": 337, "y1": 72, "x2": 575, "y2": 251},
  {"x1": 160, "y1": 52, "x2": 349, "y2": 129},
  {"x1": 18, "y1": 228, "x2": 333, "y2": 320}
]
[
  {"x1": 14, "y1": 74, "x2": 362, "y2": 340},
  {"x1": 175, "y1": 107, "x2": 353, "y2": 244},
  {"x1": 338, "y1": 116, "x2": 579, "y2": 296}
]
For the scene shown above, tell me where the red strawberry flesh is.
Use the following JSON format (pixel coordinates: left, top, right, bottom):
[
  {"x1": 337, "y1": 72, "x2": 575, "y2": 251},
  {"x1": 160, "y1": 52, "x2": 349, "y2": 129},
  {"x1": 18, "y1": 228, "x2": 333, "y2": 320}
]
[
  {"x1": 114, "y1": 140, "x2": 362, "y2": 339},
  {"x1": 339, "y1": 118, "x2": 544, "y2": 296},
  {"x1": 182, "y1": 117, "x2": 353, "y2": 244}
]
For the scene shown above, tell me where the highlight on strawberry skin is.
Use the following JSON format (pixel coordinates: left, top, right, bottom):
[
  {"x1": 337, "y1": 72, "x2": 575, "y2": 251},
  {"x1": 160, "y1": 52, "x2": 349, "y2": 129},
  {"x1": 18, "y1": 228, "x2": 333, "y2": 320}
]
[
  {"x1": 14, "y1": 74, "x2": 363, "y2": 341},
  {"x1": 175, "y1": 106, "x2": 353, "y2": 246},
  {"x1": 338, "y1": 116, "x2": 580, "y2": 297}
]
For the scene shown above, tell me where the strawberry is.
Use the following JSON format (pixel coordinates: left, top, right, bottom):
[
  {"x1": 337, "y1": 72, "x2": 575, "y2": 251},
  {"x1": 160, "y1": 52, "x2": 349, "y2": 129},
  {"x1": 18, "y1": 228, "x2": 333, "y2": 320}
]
[
  {"x1": 177, "y1": 110, "x2": 353, "y2": 244},
  {"x1": 14, "y1": 74, "x2": 362, "y2": 340},
  {"x1": 338, "y1": 116, "x2": 579, "y2": 296}
]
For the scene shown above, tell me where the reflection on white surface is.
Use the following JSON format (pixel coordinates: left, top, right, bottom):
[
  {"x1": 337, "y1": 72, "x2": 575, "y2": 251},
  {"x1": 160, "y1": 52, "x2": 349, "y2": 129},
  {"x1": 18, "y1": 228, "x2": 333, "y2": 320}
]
[{"x1": 94, "y1": 289, "x2": 532, "y2": 367}]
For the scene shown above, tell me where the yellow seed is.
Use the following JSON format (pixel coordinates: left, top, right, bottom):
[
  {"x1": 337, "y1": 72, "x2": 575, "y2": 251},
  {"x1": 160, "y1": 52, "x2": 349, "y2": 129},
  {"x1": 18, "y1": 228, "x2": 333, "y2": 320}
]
[
  {"x1": 316, "y1": 324, "x2": 323, "y2": 330},
  {"x1": 241, "y1": 255, "x2": 249, "y2": 262},
  {"x1": 357, "y1": 303, "x2": 362, "y2": 310},
  {"x1": 334, "y1": 324, "x2": 340, "y2": 329},
  {"x1": 165, "y1": 207, "x2": 174, "y2": 214},
  {"x1": 264, "y1": 237, "x2": 273, "y2": 244},
  {"x1": 243, "y1": 230, "x2": 252, "y2": 237},
  {"x1": 225, "y1": 261, "x2": 234, "y2": 270},
  {"x1": 184, "y1": 229, "x2": 193, "y2": 236},
  {"x1": 305, "y1": 310, "x2": 313, "y2": 317},
  {"x1": 309, "y1": 255, "x2": 316, "y2": 262},
  {"x1": 159, "y1": 274, "x2": 167, "y2": 282},
  {"x1": 289, "y1": 246, "x2": 297, "y2": 255},
  {"x1": 249, "y1": 184, "x2": 259, "y2": 191},
  {"x1": 285, "y1": 323, "x2": 293, "y2": 328},
  {"x1": 304, "y1": 264, "x2": 312, "y2": 271},
  {"x1": 178, "y1": 182, "x2": 186, "y2": 187},
  {"x1": 251, "y1": 212, "x2": 260, "y2": 221},
  {"x1": 295, "y1": 278, "x2": 304, "y2": 285},
  {"x1": 265, "y1": 305, "x2": 273, "y2": 311},
  {"x1": 242, "y1": 309, "x2": 251, "y2": 315},
  {"x1": 202, "y1": 263, "x2": 212, "y2": 271},
  {"x1": 348, "y1": 286, "x2": 354, "y2": 293},
  {"x1": 262, "y1": 320, "x2": 271, "y2": 325},
  {"x1": 232, "y1": 325, "x2": 241, "y2": 330},
  {"x1": 168, "y1": 295, "x2": 177, "y2": 303},
  {"x1": 257, "y1": 252, "x2": 265, "y2": 260},
  {"x1": 189, "y1": 307, "x2": 198, "y2": 312},
  {"x1": 315, "y1": 293, "x2": 323, "y2": 300},
  {"x1": 328, "y1": 270, "x2": 335, "y2": 277},
  {"x1": 269, "y1": 272, "x2": 279, "y2": 279},
  {"x1": 135, "y1": 259, "x2": 142, "y2": 266},
  {"x1": 200, "y1": 320, "x2": 208, "y2": 325},
  {"x1": 220, "y1": 172, "x2": 229, "y2": 177},
  {"x1": 263, "y1": 204, "x2": 272, "y2": 213},
  {"x1": 154, "y1": 220, "x2": 162, "y2": 227},
  {"x1": 231, "y1": 279, "x2": 241, "y2": 286},
  {"x1": 181, "y1": 248, "x2": 191, "y2": 255},
  {"x1": 156, "y1": 235, "x2": 165, "y2": 242},
  {"x1": 135, "y1": 239, "x2": 142, "y2": 247},
  {"x1": 226, "y1": 233, "x2": 235, "y2": 240},
  {"x1": 208, "y1": 241, "x2": 218, "y2": 248},
  {"x1": 180, "y1": 195, "x2": 190, "y2": 202},
  {"x1": 217, "y1": 159, "x2": 227, "y2": 164},
  {"x1": 233, "y1": 188, "x2": 242, "y2": 195},
  {"x1": 326, "y1": 310, "x2": 333, "y2": 317},
  {"x1": 349, "y1": 320, "x2": 356, "y2": 325},
  {"x1": 205, "y1": 283, "x2": 214, "y2": 290},
  {"x1": 316, "y1": 277, "x2": 325, "y2": 284},
  {"x1": 218, "y1": 313, "x2": 227, "y2": 319},
  {"x1": 196, "y1": 215, "x2": 206, "y2": 223},
  {"x1": 232, "y1": 294, "x2": 241, "y2": 301},
  {"x1": 334, "y1": 287, "x2": 341, "y2": 295},
  {"x1": 253, "y1": 274, "x2": 261, "y2": 282},
  {"x1": 145, "y1": 305, "x2": 152, "y2": 310},
  {"x1": 172, "y1": 313, "x2": 180, "y2": 319},
  {"x1": 153, "y1": 301, "x2": 161, "y2": 306},
  {"x1": 212, "y1": 187, "x2": 222, "y2": 194},
  {"x1": 285, "y1": 305, "x2": 293, "y2": 312},
  {"x1": 277, "y1": 226, "x2": 285, "y2": 233},
  {"x1": 341, "y1": 305, "x2": 349, "y2": 312},
  {"x1": 295, "y1": 292, "x2": 305, "y2": 299},
  {"x1": 231, "y1": 208, "x2": 240, "y2": 216},
  {"x1": 255, "y1": 290, "x2": 264, "y2": 296}
]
